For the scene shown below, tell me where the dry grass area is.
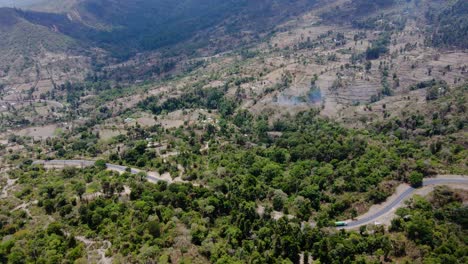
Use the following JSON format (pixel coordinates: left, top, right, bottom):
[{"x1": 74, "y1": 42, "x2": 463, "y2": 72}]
[
  {"x1": 163, "y1": 223, "x2": 208, "y2": 264},
  {"x1": 106, "y1": 1, "x2": 465, "y2": 127},
  {"x1": 17, "y1": 124, "x2": 58, "y2": 139},
  {"x1": 1, "y1": 0, "x2": 466, "y2": 151},
  {"x1": 96, "y1": 128, "x2": 125, "y2": 141},
  {"x1": 99, "y1": 108, "x2": 219, "y2": 135},
  {"x1": 1, "y1": 50, "x2": 90, "y2": 89},
  {"x1": 337, "y1": 89, "x2": 428, "y2": 127}
]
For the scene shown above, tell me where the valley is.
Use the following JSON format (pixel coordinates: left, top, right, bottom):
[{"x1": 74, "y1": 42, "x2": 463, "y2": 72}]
[{"x1": 0, "y1": 0, "x2": 467, "y2": 263}]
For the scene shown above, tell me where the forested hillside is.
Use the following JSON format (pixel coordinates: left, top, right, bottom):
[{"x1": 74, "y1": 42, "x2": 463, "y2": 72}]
[
  {"x1": 426, "y1": 0, "x2": 468, "y2": 49},
  {"x1": 1, "y1": 0, "x2": 318, "y2": 59},
  {"x1": 0, "y1": 0, "x2": 466, "y2": 263},
  {"x1": 0, "y1": 109, "x2": 466, "y2": 263}
]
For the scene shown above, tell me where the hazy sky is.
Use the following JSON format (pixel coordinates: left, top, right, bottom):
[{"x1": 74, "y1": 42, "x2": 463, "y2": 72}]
[{"x1": 0, "y1": 0, "x2": 40, "y2": 8}]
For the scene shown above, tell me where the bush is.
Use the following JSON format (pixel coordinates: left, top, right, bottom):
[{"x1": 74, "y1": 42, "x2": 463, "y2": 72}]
[{"x1": 94, "y1": 160, "x2": 107, "y2": 171}]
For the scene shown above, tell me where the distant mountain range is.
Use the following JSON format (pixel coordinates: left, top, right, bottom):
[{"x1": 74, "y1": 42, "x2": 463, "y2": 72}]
[
  {"x1": 0, "y1": 0, "x2": 465, "y2": 86},
  {"x1": 0, "y1": 0, "x2": 321, "y2": 59},
  {"x1": 0, "y1": 0, "x2": 37, "y2": 7},
  {"x1": 1, "y1": 0, "x2": 466, "y2": 60}
]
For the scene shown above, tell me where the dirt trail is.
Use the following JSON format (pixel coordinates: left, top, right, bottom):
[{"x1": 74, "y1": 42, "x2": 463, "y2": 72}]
[
  {"x1": 61, "y1": 231, "x2": 113, "y2": 264},
  {"x1": 12, "y1": 200, "x2": 38, "y2": 217},
  {"x1": 1, "y1": 171, "x2": 17, "y2": 198},
  {"x1": 75, "y1": 236, "x2": 113, "y2": 264},
  {"x1": 64, "y1": 231, "x2": 110, "y2": 263}
]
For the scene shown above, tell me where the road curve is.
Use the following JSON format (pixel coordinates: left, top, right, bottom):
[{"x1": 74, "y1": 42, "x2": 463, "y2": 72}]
[
  {"x1": 343, "y1": 177, "x2": 468, "y2": 228},
  {"x1": 32, "y1": 160, "x2": 178, "y2": 183}
]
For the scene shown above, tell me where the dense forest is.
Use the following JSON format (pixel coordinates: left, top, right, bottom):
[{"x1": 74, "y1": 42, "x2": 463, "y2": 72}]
[
  {"x1": 0, "y1": 146, "x2": 466, "y2": 263},
  {"x1": 426, "y1": 0, "x2": 468, "y2": 49}
]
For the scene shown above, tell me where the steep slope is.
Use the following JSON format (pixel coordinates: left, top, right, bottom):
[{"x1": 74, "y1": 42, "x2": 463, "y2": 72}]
[
  {"x1": 321, "y1": 0, "x2": 397, "y2": 23},
  {"x1": 321, "y1": 0, "x2": 468, "y2": 50},
  {"x1": 0, "y1": 0, "x2": 78, "y2": 11},
  {"x1": 72, "y1": 0, "x2": 321, "y2": 58},
  {"x1": 426, "y1": 0, "x2": 468, "y2": 49},
  {"x1": 0, "y1": 0, "x2": 41, "y2": 7},
  {"x1": 1, "y1": 0, "x2": 320, "y2": 58},
  {"x1": 0, "y1": 0, "x2": 323, "y2": 85},
  {"x1": 0, "y1": 7, "x2": 95, "y2": 90},
  {"x1": 0, "y1": 8, "x2": 79, "y2": 69}
]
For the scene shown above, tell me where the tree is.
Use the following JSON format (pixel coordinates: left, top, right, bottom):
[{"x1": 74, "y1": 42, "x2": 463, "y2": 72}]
[
  {"x1": 351, "y1": 208, "x2": 358, "y2": 220},
  {"x1": 406, "y1": 214, "x2": 434, "y2": 246},
  {"x1": 62, "y1": 167, "x2": 77, "y2": 178},
  {"x1": 299, "y1": 185, "x2": 321, "y2": 210},
  {"x1": 147, "y1": 220, "x2": 161, "y2": 238},
  {"x1": 190, "y1": 224, "x2": 207, "y2": 245},
  {"x1": 426, "y1": 86, "x2": 442, "y2": 100},
  {"x1": 272, "y1": 190, "x2": 287, "y2": 211},
  {"x1": 43, "y1": 199, "x2": 55, "y2": 214},
  {"x1": 95, "y1": 160, "x2": 107, "y2": 171},
  {"x1": 262, "y1": 163, "x2": 282, "y2": 182},
  {"x1": 365, "y1": 61, "x2": 372, "y2": 72},
  {"x1": 7, "y1": 248, "x2": 26, "y2": 264},
  {"x1": 409, "y1": 171, "x2": 423, "y2": 187},
  {"x1": 294, "y1": 196, "x2": 312, "y2": 221},
  {"x1": 73, "y1": 182, "x2": 86, "y2": 200}
]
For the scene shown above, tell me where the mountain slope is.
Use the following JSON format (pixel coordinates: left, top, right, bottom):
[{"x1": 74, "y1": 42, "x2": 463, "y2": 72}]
[
  {"x1": 0, "y1": 8, "x2": 78, "y2": 64},
  {"x1": 0, "y1": 0, "x2": 78, "y2": 11},
  {"x1": 427, "y1": 0, "x2": 468, "y2": 49},
  {"x1": 1, "y1": 0, "x2": 319, "y2": 59},
  {"x1": 0, "y1": 0, "x2": 41, "y2": 7}
]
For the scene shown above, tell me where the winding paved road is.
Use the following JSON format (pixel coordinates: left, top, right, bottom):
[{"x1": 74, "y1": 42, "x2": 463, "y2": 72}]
[
  {"x1": 344, "y1": 177, "x2": 468, "y2": 228},
  {"x1": 32, "y1": 160, "x2": 176, "y2": 183},
  {"x1": 32, "y1": 160, "x2": 467, "y2": 228}
]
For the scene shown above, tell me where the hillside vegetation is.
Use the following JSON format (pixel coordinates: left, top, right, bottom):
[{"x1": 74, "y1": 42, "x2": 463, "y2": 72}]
[
  {"x1": 0, "y1": 108, "x2": 467, "y2": 262},
  {"x1": 2, "y1": 0, "x2": 319, "y2": 59},
  {"x1": 0, "y1": 0, "x2": 466, "y2": 263},
  {"x1": 426, "y1": 0, "x2": 468, "y2": 49}
]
